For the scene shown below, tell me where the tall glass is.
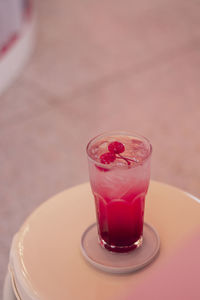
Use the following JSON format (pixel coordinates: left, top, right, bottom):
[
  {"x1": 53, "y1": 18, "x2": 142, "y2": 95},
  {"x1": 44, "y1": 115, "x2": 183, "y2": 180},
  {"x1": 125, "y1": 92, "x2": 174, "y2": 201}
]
[{"x1": 86, "y1": 131, "x2": 152, "y2": 253}]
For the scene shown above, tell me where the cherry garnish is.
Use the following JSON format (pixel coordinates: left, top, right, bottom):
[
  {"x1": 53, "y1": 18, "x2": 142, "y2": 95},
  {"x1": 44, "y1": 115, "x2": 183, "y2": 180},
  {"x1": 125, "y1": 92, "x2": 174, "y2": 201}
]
[
  {"x1": 108, "y1": 141, "x2": 138, "y2": 166},
  {"x1": 100, "y1": 152, "x2": 116, "y2": 164},
  {"x1": 108, "y1": 141, "x2": 125, "y2": 154},
  {"x1": 97, "y1": 141, "x2": 138, "y2": 170}
]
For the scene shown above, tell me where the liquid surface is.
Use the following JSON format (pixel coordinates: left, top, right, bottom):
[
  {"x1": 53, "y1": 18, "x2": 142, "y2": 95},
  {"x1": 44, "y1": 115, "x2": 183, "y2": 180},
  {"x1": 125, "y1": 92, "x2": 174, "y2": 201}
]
[{"x1": 88, "y1": 135, "x2": 151, "y2": 167}]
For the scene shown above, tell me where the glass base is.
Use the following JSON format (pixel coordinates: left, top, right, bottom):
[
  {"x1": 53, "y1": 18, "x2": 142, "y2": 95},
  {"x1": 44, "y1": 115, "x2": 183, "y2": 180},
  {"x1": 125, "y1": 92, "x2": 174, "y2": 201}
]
[
  {"x1": 99, "y1": 235, "x2": 143, "y2": 253},
  {"x1": 81, "y1": 222, "x2": 160, "y2": 274}
]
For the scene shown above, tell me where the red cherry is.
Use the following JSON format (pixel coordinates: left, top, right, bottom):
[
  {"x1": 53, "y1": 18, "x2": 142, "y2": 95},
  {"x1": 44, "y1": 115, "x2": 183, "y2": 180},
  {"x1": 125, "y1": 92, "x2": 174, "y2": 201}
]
[
  {"x1": 100, "y1": 152, "x2": 116, "y2": 164},
  {"x1": 108, "y1": 141, "x2": 125, "y2": 154},
  {"x1": 95, "y1": 166, "x2": 110, "y2": 172}
]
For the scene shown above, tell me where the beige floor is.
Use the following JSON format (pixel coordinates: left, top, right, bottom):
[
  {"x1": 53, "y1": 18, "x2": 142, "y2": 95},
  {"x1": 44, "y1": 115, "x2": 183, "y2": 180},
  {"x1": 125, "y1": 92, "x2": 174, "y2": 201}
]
[{"x1": 1, "y1": 0, "x2": 200, "y2": 295}]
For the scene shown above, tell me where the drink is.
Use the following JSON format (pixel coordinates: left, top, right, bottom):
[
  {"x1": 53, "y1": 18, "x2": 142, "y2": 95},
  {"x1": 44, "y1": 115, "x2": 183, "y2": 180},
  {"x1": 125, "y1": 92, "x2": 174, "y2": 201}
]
[{"x1": 87, "y1": 132, "x2": 152, "y2": 252}]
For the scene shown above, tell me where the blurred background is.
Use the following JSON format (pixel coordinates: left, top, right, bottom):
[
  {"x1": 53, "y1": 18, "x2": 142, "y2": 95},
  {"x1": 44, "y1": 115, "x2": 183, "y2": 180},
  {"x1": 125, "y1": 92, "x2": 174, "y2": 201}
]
[{"x1": 0, "y1": 0, "x2": 200, "y2": 295}]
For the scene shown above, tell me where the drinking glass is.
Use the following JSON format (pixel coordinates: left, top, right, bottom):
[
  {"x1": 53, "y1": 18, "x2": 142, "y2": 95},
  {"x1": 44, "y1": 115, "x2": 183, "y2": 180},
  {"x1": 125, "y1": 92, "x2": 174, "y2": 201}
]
[{"x1": 86, "y1": 131, "x2": 152, "y2": 252}]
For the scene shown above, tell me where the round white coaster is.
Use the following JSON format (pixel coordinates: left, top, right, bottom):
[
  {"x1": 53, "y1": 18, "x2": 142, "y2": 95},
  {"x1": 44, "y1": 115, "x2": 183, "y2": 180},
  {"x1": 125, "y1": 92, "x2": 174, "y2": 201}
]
[{"x1": 81, "y1": 222, "x2": 160, "y2": 274}]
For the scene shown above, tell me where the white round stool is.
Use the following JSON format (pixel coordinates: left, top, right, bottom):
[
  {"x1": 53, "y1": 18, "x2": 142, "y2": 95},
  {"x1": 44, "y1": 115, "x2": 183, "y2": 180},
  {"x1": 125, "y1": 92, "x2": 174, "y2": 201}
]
[
  {"x1": 0, "y1": 1, "x2": 36, "y2": 95},
  {"x1": 3, "y1": 273, "x2": 16, "y2": 300},
  {"x1": 3, "y1": 181, "x2": 200, "y2": 300}
]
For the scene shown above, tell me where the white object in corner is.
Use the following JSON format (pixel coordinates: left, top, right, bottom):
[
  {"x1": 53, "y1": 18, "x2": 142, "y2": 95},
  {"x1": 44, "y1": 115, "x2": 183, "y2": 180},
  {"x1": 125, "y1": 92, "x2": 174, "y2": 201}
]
[{"x1": 0, "y1": 15, "x2": 36, "y2": 95}]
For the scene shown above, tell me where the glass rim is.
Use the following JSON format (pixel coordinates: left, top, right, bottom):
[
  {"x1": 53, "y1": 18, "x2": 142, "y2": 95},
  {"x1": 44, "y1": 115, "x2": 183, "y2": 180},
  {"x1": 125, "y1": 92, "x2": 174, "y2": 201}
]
[{"x1": 86, "y1": 131, "x2": 152, "y2": 169}]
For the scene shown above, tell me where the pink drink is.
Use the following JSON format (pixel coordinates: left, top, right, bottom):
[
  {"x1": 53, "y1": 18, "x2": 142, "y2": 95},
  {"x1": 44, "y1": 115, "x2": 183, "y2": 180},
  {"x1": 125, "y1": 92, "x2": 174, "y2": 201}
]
[{"x1": 87, "y1": 132, "x2": 152, "y2": 252}]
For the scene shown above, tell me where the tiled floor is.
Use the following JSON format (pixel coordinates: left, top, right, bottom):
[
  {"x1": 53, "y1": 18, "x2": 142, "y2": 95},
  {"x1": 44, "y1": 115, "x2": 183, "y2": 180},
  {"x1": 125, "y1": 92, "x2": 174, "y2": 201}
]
[{"x1": 1, "y1": 0, "x2": 200, "y2": 295}]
